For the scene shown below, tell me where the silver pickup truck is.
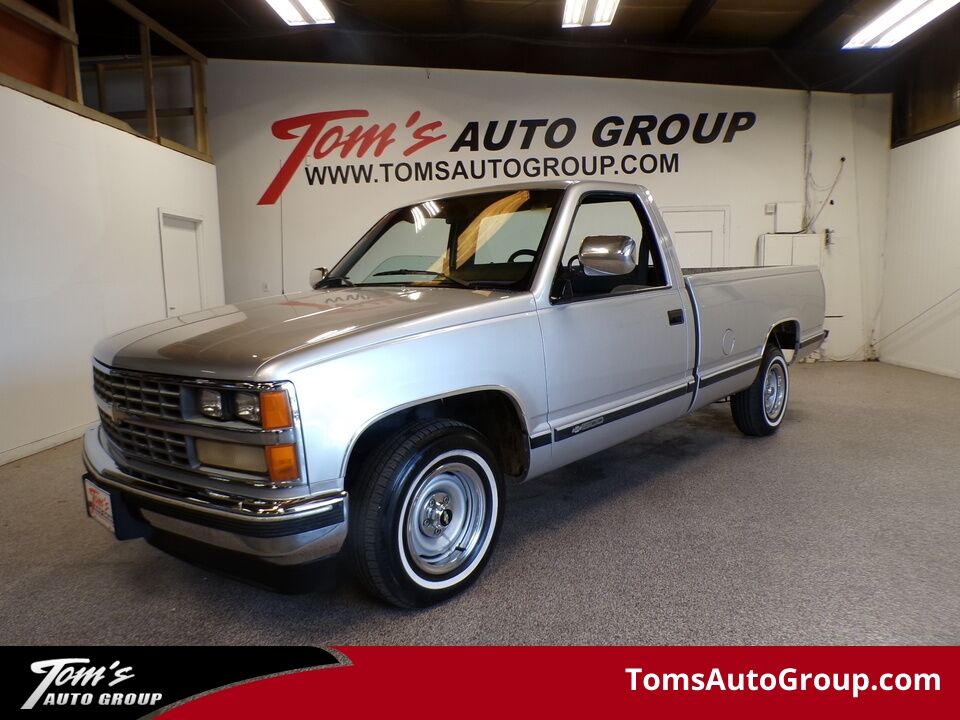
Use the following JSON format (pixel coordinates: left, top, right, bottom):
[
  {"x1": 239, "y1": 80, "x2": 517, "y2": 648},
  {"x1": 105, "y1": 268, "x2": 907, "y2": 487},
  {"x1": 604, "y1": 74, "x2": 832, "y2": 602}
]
[{"x1": 83, "y1": 181, "x2": 826, "y2": 607}]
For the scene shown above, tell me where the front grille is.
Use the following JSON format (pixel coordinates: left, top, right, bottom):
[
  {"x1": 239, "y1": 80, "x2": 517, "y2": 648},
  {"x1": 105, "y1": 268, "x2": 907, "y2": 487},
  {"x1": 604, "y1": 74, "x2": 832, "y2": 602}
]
[
  {"x1": 99, "y1": 409, "x2": 192, "y2": 469},
  {"x1": 93, "y1": 366, "x2": 182, "y2": 420},
  {"x1": 92, "y1": 362, "x2": 302, "y2": 488}
]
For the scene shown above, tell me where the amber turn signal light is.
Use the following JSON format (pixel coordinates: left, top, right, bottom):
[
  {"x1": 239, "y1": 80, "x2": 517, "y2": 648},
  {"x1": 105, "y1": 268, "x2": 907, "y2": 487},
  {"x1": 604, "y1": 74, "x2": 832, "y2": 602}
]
[
  {"x1": 260, "y1": 390, "x2": 293, "y2": 429},
  {"x1": 266, "y1": 444, "x2": 299, "y2": 483}
]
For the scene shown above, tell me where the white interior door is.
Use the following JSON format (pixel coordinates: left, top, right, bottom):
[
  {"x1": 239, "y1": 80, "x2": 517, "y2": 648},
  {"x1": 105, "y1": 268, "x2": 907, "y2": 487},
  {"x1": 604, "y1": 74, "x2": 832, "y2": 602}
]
[
  {"x1": 159, "y1": 212, "x2": 204, "y2": 317},
  {"x1": 660, "y1": 208, "x2": 728, "y2": 268}
]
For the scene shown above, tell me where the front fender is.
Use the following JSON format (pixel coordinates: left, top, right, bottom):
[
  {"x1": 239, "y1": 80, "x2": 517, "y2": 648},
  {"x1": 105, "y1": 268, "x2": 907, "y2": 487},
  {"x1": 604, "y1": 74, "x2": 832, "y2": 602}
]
[{"x1": 288, "y1": 311, "x2": 548, "y2": 492}]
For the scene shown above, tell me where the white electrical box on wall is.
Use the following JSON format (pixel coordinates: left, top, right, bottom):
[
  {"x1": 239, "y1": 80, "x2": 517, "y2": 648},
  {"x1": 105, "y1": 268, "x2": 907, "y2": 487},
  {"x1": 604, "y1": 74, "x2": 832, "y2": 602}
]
[
  {"x1": 774, "y1": 202, "x2": 804, "y2": 233},
  {"x1": 757, "y1": 233, "x2": 822, "y2": 267}
]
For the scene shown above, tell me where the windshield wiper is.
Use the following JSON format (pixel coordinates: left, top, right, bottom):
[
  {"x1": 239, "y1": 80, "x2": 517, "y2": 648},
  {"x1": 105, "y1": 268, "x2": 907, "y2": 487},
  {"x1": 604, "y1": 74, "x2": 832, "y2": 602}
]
[
  {"x1": 313, "y1": 275, "x2": 355, "y2": 288},
  {"x1": 371, "y1": 269, "x2": 473, "y2": 289}
]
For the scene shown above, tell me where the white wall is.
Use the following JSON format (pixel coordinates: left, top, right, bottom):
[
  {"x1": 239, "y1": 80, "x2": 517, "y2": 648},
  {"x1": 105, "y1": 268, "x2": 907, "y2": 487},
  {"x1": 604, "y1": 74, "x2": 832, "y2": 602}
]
[
  {"x1": 206, "y1": 60, "x2": 889, "y2": 362},
  {"x1": 804, "y1": 92, "x2": 892, "y2": 360},
  {"x1": 208, "y1": 60, "x2": 795, "y2": 297},
  {"x1": 878, "y1": 124, "x2": 960, "y2": 377},
  {"x1": 853, "y1": 95, "x2": 893, "y2": 359},
  {"x1": 0, "y1": 85, "x2": 224, "y2": 464}
]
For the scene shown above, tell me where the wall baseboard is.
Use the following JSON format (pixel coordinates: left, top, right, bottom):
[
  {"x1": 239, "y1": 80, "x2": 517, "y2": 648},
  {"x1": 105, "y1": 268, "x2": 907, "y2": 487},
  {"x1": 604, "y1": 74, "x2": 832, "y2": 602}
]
[{"x1": 0, "y1": 422, "x2": 97, "y2": 467}]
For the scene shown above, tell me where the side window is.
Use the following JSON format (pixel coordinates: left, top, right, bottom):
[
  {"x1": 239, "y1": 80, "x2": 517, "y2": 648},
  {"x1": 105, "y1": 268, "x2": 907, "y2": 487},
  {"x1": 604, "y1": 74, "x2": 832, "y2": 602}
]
[
  {"x1": 557, "y1": 195, "x2": 668, "y2": 299},
  {"x1": 473, "y1": 208, "x2": 551, "y2": 264}
]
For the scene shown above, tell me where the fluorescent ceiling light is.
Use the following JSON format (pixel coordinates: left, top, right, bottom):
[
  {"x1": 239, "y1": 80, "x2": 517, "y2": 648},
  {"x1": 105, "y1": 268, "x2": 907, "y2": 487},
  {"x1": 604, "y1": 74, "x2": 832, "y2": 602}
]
[
  {"x1": 591, "y1": 0, "x2": 621, "y2": 26},
  {"x1": 842, "y1": 0, "x2": 959, "y2": 49},
  {"x1": 265, "y1": 0, "x2": 335, "y2": 26},
  {"x1": 562, "y1": 0, "x2": 621, "y2": 28},
  {"x1": 563, "y1": 0, "x2": 588, "y2": 27}
]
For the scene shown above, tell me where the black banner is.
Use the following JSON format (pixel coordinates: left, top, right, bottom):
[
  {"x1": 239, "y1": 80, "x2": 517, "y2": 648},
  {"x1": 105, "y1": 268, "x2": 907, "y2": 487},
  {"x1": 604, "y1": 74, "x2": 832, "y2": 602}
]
[{"x1": 5, "y1": 646, "x2": 340, "y2": 718}]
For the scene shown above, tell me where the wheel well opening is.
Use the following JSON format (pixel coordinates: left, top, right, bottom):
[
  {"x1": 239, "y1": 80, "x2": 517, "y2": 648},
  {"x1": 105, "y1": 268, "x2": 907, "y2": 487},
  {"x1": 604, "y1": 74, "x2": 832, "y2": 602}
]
[
  {"x1": 769, "y1": 321, "x2": 799, "y2": 353},
  {"x1": 346, "y1": 391, "x2": 530, "y2": 488}
]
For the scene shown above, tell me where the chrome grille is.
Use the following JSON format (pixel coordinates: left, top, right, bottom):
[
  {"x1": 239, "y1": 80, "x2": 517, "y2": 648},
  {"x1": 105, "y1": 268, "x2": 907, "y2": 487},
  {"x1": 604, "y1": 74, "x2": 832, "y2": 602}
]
[
  {"x1": 99, "y1": 409, "x2": 192, "y2": 469},
  {"x1": 93, "y1": 366, "x2": 182, "y2": 420}
]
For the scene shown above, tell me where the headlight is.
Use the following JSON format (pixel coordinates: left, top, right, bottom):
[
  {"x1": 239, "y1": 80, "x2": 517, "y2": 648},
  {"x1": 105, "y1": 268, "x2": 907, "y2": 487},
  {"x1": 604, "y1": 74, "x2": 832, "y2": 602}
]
[
  {"x1": 235, "y1": 392, "x2": 260, "y2": 424},
  {"x1": 199, "y1": 390, "x2": 223, "y2": 419},
  {"x1": 193, "y1": 388, "x2": 293, "y2": 429}
]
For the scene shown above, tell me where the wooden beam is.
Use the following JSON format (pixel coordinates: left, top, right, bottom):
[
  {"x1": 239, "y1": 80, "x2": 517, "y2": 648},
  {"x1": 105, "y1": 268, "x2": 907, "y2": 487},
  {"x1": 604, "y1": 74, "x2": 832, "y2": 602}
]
[
  {"x1": 85, "y1": 56, "x2": 193, "y2": 72},
  {"x1": 95, "y1": 63, "x2": 107, "y2": 112},
  {"x1": 0, "y1": 0, "x2": 77, "y2": 44},
  {"x1": 673, "y1": 0, "x2": 718, "y2": 42},
  {"x1": 139, "y1": 24, "x2": 157, "y2": 139},
  {"x1": 105, "y1": 0, "x2": 206, "y2": 63},
  {"x1": 191, "y1": 60, "x2": 208, "y2": 155},
  {"x1": 111, "y1": 107, "x2": 195, "y2": 120},
  {"x1": 778, "y1": 0, "x2": 859, "y2": 49},
  {"x1": 58, "y1": 0, "x2": 82, "y2": 103}
]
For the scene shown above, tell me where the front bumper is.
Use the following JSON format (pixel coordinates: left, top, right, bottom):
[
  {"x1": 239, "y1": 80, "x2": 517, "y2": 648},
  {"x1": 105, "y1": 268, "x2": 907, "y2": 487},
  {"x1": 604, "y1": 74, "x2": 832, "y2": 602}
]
[{"x1": 82, "y1": 427, "x2": 348, "y2": 565}]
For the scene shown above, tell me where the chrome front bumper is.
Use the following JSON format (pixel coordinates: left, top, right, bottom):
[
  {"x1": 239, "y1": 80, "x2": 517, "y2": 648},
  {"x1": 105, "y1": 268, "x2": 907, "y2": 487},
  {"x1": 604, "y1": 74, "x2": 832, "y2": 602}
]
[{"x1": 81, "y1": 427, "x2": 348, "y2": 566}]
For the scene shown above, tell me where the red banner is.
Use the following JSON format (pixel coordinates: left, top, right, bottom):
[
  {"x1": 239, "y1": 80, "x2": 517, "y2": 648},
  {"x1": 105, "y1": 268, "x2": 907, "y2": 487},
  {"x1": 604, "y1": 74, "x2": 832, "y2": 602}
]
[{"x1": 157, "y1": 646, "x2": 957, "y2": 718}]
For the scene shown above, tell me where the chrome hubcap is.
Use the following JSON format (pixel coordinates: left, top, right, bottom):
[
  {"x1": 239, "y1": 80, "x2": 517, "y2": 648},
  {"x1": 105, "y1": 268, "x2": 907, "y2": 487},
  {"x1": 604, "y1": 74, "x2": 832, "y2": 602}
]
[
  {"x1": 405, "y1": 461, "x2": 486, "y2": 576},
  {"x1": 763, "y1": 361, "x2": 787, "y2": 421},
  {"x1": 421, "y1": 493, "x2": 454, "y2": 536}
]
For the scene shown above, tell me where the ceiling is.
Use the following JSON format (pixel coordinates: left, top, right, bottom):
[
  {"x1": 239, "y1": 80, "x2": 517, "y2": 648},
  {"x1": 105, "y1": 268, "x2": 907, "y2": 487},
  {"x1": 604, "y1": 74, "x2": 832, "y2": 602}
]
[{"x1": 70, "y1": 0, "x2": 960, "y2": 92}]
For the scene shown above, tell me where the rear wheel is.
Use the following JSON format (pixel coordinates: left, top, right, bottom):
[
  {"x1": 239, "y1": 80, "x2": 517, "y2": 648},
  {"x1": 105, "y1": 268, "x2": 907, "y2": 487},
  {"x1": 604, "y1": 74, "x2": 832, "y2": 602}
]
[
  {"x1": 730, "y1": 346, "x2": 789, "y2": 436},
  {"x1": 348, "y1": 419, "x2": 503, "y2": 608}
]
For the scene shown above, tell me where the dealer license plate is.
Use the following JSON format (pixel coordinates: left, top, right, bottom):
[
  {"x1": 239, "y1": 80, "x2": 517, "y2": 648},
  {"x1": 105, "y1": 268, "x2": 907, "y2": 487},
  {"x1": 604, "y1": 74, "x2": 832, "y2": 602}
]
[{"x1": 84, "y1": 478, "x2": 116, "y2": 535}]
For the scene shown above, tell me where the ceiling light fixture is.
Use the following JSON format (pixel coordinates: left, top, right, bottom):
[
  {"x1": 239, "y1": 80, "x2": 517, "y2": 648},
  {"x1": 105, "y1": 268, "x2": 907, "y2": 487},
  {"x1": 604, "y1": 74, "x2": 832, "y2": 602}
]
[
  {"x1": 562, "y1": 0, "x2": 621, "y2": 28},
  {"x1": 265, "y1": 0, "x2": 335, "y2": 26},
  {"x1": 842, "y1": 0, "x2": 960, "y2": 49},
  {"x1": 591, "y1": 0, "x2": 621, "y2": 26},
  {"x1": 563, "y1": 0, "x2": 588, "y2": 27}
]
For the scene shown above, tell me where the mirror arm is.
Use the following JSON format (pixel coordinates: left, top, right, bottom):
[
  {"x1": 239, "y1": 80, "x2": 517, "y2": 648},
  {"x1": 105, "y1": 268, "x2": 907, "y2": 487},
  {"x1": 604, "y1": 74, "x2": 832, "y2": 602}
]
[
  {"x1": 310, "y1": 266, "x2": 329, "y2": 289},
  {"x1": 551, "y1": 270, "x2": 575, "y2": 304}
]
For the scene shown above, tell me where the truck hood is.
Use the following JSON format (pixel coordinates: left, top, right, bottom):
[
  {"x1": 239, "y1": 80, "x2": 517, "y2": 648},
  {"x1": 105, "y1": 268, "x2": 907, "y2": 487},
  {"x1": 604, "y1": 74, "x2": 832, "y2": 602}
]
[{"x1": 95, "y1": 286, "x2": 532, "y2": 381}]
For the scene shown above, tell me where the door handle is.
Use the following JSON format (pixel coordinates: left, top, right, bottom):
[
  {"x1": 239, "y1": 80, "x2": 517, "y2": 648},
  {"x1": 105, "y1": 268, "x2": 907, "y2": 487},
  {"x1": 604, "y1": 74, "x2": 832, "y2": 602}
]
[{"x1": 667, "y1": 308, "x2": 684, "y2": 326}]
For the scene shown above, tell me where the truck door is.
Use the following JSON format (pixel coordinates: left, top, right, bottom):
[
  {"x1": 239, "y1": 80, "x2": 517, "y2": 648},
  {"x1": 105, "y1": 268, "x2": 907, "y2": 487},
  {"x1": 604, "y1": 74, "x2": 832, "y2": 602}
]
[{"x1": 536, "y1": 191, "x2": 693, "y2": 468}]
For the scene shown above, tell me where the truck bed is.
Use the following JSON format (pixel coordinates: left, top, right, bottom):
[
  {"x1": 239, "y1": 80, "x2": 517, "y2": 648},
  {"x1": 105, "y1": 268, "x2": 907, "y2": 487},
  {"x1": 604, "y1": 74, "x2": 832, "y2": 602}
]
[
  {"x1": 681, "y1": 266, "x2": 760, "y2": 274},
  {"x1": 683, "y1": 264, "x2": 826, "y2": 410}
]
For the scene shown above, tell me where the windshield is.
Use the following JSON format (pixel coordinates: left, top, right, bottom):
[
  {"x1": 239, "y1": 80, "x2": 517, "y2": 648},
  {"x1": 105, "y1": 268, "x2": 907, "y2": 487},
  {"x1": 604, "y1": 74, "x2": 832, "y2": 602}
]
[{"x1": 329, "y1": 189, "x2": 562, "y2": 290}]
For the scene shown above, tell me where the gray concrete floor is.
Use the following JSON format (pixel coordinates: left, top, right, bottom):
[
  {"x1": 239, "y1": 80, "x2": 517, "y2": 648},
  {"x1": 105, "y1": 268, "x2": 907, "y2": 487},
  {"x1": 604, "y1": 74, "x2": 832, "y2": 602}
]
[{"x1": 1, "y1": 361, "x2": 957, "y2": 645}]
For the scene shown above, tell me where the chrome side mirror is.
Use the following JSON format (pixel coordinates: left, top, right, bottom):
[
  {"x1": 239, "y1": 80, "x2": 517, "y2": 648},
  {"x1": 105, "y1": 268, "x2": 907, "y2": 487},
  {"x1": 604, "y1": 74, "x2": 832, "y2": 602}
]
[
  {"x1": 578, "y1": 235, "x2": 638, "y2": 276},
  {"x1": 309, "y1": 267, "x2": 329, "y2": 289}
]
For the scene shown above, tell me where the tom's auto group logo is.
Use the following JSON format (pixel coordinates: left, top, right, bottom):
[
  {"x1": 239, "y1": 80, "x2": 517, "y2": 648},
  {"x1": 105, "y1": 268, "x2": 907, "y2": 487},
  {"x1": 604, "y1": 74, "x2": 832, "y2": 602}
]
[
  {"x1": 21, "y1": 658, "x2": 161, "y2": 711},
  {"x1": 5, "y1": 646, "x2": 340, "y2": 718},
  {"x1": 256, "y1": 108, "x2": 759, "y2": 201}
]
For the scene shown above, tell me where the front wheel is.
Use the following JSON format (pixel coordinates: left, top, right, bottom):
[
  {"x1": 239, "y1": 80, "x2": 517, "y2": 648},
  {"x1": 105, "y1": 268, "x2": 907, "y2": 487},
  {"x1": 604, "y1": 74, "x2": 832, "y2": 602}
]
[
  {"x1": 730, "y1": 346, "x2": 790, "y2": 436},
  {"x1": 348, "y1": 420, "x2": 504, "y2": 608}
]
